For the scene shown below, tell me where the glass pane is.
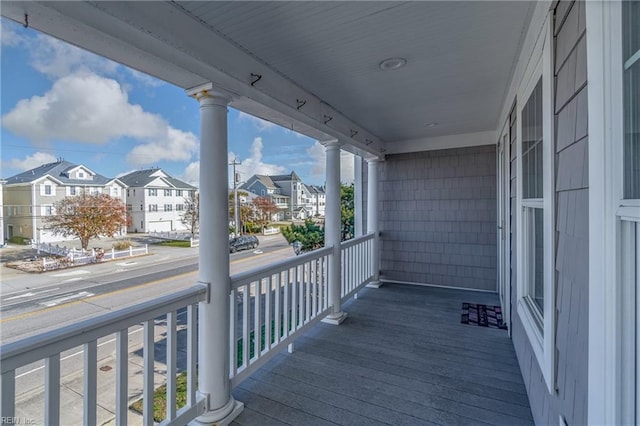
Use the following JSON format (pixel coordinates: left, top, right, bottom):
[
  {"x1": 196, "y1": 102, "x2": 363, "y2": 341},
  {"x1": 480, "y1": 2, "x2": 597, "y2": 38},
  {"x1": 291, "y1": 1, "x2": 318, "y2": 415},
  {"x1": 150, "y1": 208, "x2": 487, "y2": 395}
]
[
  {"x1": 533, "y1": 208, "x2": 544, "y2": 313},
  {"x1": 522, "y1": 78, "x2": 543, "y2": 199},
  {"x1": 623, "y1": 1, "x2": 640, "y2": 199}
]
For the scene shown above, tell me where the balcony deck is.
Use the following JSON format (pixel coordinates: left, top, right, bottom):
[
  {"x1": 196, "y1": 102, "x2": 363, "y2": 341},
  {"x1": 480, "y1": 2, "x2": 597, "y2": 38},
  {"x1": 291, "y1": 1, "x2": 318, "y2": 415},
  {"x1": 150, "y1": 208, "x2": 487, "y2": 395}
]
[{"x1": 231, "y1": 283, "x2": 533, "y2": 426}]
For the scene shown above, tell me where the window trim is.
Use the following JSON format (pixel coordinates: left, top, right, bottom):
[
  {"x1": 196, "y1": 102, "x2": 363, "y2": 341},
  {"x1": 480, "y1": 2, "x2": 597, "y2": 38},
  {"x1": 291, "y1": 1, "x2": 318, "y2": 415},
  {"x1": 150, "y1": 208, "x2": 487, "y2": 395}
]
[
  {"x1": 515, "y1": 11, "x2": 556, "y2": 395},
  {"x1": 586, "y1": 1, "x2": 640, "y2": 424}
]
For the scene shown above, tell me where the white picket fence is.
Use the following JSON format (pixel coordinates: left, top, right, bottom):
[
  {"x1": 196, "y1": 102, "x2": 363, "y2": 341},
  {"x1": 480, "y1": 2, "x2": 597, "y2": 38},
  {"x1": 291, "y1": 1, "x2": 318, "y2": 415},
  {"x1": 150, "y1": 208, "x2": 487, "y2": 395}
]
[
  {"x1": 32, "y1": 242, "x2": 149, "y2": 271},
  {"x1": 262, "y1": 227, "x2": 280, "y2": 235}
]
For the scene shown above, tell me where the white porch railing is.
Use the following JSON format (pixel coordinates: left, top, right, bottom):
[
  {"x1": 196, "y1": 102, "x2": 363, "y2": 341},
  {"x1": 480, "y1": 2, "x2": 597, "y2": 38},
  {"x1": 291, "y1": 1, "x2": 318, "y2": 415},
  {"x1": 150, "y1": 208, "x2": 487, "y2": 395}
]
[
  {"x1": 262, "y1": 227, "x2": 280, "y2": 235},
  {"x1": 0, "y1": 285, "x2": 207, "y2": 426},
  {"x1": 340, "y1": 233, "x2": 375, "y2": 301},
  {"x1": 1, "y1": 235, "x2": 376, "y2": 425},
  {"x1": 229, "y1": 246, "x2": 332, "y2": 387}
]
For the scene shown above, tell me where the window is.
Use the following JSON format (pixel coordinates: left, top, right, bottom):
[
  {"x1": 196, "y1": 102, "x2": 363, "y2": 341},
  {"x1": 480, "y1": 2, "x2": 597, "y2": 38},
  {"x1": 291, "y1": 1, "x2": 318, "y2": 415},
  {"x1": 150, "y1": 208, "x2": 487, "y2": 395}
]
[
  {"x1": 149, "y1": 188, "x2": 157, "y2": 196},
  {"x1": 516, "y1": 11, "x2": 554, "y2": 394},
  {"x1": 112, "y1": 187, "x2": 119, "y2": 196},
  {"x1": 44, "y1": 205, "x2": 53, "y2": 215},
  {"x1": 127, "y1": 189, "x2": 130, "y2": 197},
  {"x1": 176, "y1": 190, "x2": 183, "y2": 197},
  {"x1": 140, "y1": 204, "x2": 144, "y2": 211},
  {"x1": 164, "y1": 204, "x2": 173, "y2": 211},
  {"x1": 126, "y1": 204, "x2": 132, "y2": 211},
  {"x1": 44, "y1": 184, "x2": 52, "y2": 195},
  {"x1": 176, "y1": 204, "x2": 184, "y2": 211},
  {"x1": 78, "y1": 172, "x2": 85, "y2": 179},
  {"x1": 623, "y1": 0, "x2": 640, "y2": 199},
  {"x1": 164, "y1": 189, "x2": 172, "y2": 196},
  {"x1": 522, "y1": 78, "x2": 545, "y2": 319},
  {"x1": 149, "y1": 204, "x2": 158, "y2": 212},
  {"x1": 69, "y1": 186, "x2": 77, "y2": 196}
]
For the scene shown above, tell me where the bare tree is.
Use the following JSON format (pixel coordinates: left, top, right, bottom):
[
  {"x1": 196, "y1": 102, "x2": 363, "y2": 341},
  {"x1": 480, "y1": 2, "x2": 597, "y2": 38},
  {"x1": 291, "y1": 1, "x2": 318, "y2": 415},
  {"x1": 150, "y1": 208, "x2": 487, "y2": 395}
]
[
  {"x1": 181, "y1": 192, "x2": 199, "y2": 238},
  {"x1": 45, "y1": 193, "x2": 128, "y2": 250}
]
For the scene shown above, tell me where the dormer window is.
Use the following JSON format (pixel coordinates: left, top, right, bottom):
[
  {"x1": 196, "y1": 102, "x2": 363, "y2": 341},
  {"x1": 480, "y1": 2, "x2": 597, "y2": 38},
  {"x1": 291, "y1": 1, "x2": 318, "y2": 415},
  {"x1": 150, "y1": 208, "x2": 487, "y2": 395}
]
[{"x1": 78, "y1": 172, "x2": 85, "y2": 179}]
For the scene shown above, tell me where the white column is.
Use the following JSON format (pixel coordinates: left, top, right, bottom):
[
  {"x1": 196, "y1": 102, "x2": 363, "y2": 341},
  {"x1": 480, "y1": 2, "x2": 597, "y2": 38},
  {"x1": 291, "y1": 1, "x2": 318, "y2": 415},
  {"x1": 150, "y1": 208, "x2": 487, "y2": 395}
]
[
  {"x1": 322, "y1": 140, "x2": 347, "y2": 325},
  {"x1": 188, "y1": 84, "x2": 243, "y2": 425},
  {"x1": 354, "y1": 156, "x2": 364, "y2": 237},
  {"x1": 367, "y1": 159, "x2": 381, "y2": 287}
]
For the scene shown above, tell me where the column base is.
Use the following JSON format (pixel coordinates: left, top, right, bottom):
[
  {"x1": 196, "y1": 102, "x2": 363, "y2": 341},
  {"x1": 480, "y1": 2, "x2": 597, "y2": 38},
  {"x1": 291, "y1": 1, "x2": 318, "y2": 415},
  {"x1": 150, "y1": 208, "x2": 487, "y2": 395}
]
[
  {"x1": 191, "y1": 398, "x2": 244, "y2": 426},
  {"x1": 322, "y1": 311, "x2": 348, "y2": 325},
  {"x1": 366, "y1": 280, "x2": 382, "y2": 288}
]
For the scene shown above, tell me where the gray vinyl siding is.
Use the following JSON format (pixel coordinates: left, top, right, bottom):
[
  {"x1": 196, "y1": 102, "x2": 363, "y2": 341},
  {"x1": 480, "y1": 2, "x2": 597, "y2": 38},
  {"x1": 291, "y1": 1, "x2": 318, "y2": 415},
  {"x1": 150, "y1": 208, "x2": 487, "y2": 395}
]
[
  {"x1": 511, "y1": 2, "x2": 589, "y2": 424},
  {"x1": 378, "y1": 145, "x2": 497, "y2": 291}
]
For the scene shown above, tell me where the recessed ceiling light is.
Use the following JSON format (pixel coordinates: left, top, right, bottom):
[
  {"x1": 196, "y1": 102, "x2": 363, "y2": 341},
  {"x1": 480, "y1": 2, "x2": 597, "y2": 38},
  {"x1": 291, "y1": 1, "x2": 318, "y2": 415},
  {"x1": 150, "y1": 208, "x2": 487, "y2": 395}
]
[{"x1": 379, "y1": 57, "x2": 407, "y2": 70}]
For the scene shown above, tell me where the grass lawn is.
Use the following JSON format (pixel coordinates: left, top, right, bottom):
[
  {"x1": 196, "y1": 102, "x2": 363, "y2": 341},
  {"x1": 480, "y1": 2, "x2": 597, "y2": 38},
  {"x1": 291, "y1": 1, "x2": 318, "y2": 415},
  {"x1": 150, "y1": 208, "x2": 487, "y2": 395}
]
[{"x1": 154, "y1": 240, "x2": 192, "y2": 248}]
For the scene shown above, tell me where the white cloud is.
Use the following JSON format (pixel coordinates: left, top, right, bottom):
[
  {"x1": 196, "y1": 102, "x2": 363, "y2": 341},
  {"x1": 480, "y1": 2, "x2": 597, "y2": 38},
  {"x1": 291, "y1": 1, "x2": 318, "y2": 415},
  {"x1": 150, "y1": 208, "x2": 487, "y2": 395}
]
[
  {"x1": 1, "y1": 72, "x2": 198, "y2": 166},
  {"x1": 29, "y1": 34, "x2": 119, "y2": 80},
  {"x1": 182, "y1": 162, "x2": 200, "y2": 187},
  {"x1": 5, "y1": 152, "x2": 58, "y2": 171},
  {"x1": 238, "y1": 112, "x2": 277, "y2": 132},
  {"x1": 1, "y1": 20, "x2": 26, "y2": 47},
  {"x1": 307, "y1": 142, "x2": 355, "y2": 184},
  {"x1": 230, "y1": 137, "x2": 286, "y2": 183}
]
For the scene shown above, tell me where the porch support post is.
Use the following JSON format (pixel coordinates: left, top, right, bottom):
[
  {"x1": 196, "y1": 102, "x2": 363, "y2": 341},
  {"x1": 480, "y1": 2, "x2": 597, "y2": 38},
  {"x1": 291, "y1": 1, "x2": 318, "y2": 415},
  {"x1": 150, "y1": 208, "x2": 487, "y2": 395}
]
[
  {"x1": 322, "y1": 139, "x2": 347, "y2": 325},
  {"x1": 354, "y1": 156, "x2": 364, "y2": 237},
  {"x1": 188, "y1": 83, "x2": 243, "y2": 425},
  {"x1": 367, "y1": 158, "x2": 381, "y2": 287}
]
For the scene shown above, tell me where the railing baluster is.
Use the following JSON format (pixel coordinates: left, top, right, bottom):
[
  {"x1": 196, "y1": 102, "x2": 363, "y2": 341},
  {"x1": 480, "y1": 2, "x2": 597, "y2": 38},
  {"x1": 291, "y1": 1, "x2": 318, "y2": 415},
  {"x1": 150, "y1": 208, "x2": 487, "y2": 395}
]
[
  {"x1": 312, "y1": 259, "x2": 318, "y2": 317},
  {"x1": 143, "y1": 320, "x2": 154, "y2": 426},
  {"x1": 84, "y1": 340, "x2": 97, "y2": 426},
  {"x1": 265, "y1": 276, "x2": 272, "y2": 350},
  {"x1": 274, "y1": 272, "x2": 281, "y2": 344},
  {"x1": 283, "y1": 269, "x2": 290, "y2": 339},
  {"x1": 298, "y1": 265, "x2": 304, "y2": 328},
  {"x1": 187, "y1": 304, "x2": 197, "y2": 407},
  {"x1": 229, "y1": 291, "x2": 237, "y2": 377},
  {"x1": 45, "y1": 354, "x2": 60, "y2": 425},
  {"x1": 305, "y1": 262, "x2": 311, "y2": 323},
  {"x1": 254, "y1": 281, "x2": 262, "y2": 359},
  {"x1": 1, "y1": 370, "x2": 16, "y2": 419},
  {"x1": 116, "y1": 329, "x2": 128, "y2": 426},
  {"x1": 291, "y1": 266, "x2": 298, "y2": 332},
  {"x1": 166, "y1": 311, "x2": 177, "y2": 421},
  {"x1": 242, "y1": 287, "x2": 249, "y2": 369}
]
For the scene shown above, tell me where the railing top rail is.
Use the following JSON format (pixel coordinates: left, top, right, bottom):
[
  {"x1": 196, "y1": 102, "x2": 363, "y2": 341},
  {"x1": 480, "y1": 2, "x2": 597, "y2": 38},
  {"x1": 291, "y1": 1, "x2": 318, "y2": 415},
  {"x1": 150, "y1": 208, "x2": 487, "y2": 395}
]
[
  {"x1": 340, "y1": 233, "x2": 375, "y2": 249},
  {"x1": 231, "y1": 246, "x2": 333, "y2": 289},
  {"x1": 1, "y1": 285, "x2": 207, "y2": 373}
]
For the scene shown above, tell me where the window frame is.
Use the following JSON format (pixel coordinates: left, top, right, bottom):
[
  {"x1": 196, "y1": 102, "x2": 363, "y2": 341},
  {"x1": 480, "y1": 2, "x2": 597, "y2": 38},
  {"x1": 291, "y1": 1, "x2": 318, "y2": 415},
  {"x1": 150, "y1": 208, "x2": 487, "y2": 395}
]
[
  {"x1": 515, "y1": 11, "x2": 556, "y2": 394},
  {"x1": 586, "y1": 1, "x2": 640, "y2": 423}
]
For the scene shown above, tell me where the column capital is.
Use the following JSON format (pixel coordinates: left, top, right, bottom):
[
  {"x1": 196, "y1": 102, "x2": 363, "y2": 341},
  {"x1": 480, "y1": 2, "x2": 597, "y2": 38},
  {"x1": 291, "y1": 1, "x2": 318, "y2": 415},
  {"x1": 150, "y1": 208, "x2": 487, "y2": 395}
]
[
  {"x1": 186, "y1": 82, "x2": 234, "y2": 106},
  {"x1": 366, "y1": 157, "x2": 381, "y2": 164},
  {"x1": 320, "y1": 139, "x2": 342, "y2": 149}
]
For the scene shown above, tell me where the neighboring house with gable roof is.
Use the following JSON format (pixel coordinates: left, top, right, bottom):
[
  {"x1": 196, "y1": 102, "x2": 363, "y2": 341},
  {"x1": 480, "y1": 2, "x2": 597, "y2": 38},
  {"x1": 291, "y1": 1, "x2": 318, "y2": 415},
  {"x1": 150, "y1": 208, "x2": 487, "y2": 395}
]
[
  {"x1": 2, "y1": 159, "x2": 127, "y2": 243},
  {"x1": 241, "y1": 171, "x2": 325, "y2": 220},
  {"x1": 119, "y1": 168, "x2": 197, "y2": 233}
]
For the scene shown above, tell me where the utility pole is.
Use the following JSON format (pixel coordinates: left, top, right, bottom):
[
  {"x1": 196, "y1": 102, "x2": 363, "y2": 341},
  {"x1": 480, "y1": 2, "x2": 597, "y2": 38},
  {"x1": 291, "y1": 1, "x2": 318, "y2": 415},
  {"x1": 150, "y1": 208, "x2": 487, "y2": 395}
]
[{"x1": 229, "y1": 158, "x2": 241, "y2": 237}]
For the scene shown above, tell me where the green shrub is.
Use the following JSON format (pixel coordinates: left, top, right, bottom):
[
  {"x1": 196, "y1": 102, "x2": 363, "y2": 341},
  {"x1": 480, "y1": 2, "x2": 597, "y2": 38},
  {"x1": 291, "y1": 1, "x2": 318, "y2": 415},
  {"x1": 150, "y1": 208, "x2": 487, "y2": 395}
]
[
  {"x1": 8, "y1": 236, "x2": 30, "y2": 245},
  {"x1": 112, "y1": 239, "x2": 132, "y2": 250}
]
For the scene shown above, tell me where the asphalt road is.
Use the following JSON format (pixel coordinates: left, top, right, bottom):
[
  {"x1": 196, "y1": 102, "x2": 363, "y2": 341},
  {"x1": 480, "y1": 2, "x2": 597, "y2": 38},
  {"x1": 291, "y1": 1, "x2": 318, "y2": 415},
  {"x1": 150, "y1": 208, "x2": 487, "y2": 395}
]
[{"x1": 1, "y1": 234, "x2": 293, "y2": 344}]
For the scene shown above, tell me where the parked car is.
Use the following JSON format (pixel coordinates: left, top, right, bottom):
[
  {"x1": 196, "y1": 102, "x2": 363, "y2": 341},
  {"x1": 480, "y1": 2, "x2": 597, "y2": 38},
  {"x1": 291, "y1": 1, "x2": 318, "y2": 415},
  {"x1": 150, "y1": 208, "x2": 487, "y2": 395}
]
[{"x1": 229, "y1": 235, "x2": 259, "y2": 253}]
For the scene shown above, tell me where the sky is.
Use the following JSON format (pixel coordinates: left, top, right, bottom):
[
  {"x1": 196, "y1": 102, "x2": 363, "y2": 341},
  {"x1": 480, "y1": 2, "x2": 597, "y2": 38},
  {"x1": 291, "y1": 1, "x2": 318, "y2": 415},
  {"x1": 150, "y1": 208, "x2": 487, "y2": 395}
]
[{"x1": 0, "y1": 18, "x2": 354, "y2": 187}]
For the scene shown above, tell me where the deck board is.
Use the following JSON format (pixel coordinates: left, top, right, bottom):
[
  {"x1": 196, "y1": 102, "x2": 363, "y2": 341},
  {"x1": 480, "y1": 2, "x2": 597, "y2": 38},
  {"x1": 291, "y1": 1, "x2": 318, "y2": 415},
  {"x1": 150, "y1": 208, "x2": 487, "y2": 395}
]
[{"x1": 232, "y1": 283, "x2": 534, "y2": 426}]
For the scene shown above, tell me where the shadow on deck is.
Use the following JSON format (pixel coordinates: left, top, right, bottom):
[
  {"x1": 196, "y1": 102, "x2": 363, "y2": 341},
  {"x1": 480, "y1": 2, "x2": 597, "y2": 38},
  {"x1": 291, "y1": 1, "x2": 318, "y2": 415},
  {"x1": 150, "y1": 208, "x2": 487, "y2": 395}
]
[{"x1": 231, "y1": 283, "x2": 533, "y2": 426}]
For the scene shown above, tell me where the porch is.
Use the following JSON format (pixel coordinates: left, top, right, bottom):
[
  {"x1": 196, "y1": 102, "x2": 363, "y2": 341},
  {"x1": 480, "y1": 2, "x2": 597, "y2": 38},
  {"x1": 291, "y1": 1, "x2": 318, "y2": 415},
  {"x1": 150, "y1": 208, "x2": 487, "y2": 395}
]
[{"x1": 232, "y1": 284, "x2": 533, "y2": 426}]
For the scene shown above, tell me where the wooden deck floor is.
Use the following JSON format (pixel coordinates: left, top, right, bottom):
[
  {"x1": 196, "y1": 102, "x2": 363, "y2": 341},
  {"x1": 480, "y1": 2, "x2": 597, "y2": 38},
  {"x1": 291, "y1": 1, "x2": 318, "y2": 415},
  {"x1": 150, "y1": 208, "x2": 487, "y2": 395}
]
[{"x1": 231, "y1": 283, "x2": 533, "y2": 426}]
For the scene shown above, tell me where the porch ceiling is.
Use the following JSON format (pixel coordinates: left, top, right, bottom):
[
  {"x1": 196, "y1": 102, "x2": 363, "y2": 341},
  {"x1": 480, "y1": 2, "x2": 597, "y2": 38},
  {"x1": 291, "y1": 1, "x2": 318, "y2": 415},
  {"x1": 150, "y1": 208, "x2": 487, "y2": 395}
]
[{"x1": 2, "y1": 1, "x2": 534, "y2": 155}]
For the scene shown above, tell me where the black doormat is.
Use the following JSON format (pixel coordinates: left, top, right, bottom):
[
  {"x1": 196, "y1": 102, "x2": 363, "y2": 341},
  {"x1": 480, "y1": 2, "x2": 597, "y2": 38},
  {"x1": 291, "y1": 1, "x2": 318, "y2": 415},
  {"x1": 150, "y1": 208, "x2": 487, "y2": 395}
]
[{"x1": 461, "y1": 303, "x2": 507, "y2": 329}]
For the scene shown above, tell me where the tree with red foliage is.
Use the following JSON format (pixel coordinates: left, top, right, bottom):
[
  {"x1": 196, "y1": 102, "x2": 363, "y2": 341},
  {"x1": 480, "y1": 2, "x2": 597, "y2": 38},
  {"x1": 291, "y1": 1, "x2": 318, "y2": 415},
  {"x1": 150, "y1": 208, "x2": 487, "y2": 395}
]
[
  {"x1": 45, "y1": 193, "x2": 128, "y2": 250},
  {"x1": 252, "y1": 196, "x2": 278, "y2": 227}
]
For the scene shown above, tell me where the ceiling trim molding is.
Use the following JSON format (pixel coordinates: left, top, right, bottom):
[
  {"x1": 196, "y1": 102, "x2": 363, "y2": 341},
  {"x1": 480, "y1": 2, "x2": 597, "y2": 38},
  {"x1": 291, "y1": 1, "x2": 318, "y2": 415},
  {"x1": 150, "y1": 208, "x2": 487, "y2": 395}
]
[{"x1": 386, "y1": 131, "x2": 498, "y2": 155}]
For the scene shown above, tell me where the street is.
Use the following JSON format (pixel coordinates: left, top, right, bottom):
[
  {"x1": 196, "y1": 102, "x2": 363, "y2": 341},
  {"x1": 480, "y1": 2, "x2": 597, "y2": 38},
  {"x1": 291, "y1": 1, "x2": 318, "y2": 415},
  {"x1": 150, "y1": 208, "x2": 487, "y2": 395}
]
[{"x1": 0, "y1": 234, "x2": 296, "y2": 425}]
